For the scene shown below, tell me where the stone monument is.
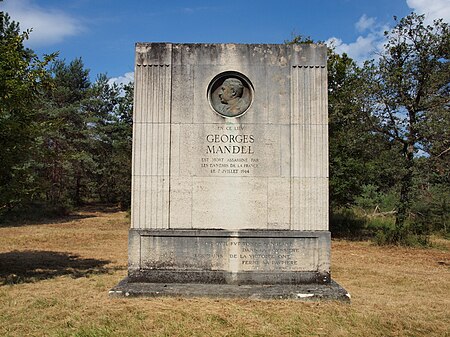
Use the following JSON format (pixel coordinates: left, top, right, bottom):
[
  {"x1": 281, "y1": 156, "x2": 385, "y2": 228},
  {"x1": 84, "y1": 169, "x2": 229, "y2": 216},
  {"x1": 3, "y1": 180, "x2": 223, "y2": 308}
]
[{"x1": 111, "y1": 43, "x2": 349, "y2": 300}]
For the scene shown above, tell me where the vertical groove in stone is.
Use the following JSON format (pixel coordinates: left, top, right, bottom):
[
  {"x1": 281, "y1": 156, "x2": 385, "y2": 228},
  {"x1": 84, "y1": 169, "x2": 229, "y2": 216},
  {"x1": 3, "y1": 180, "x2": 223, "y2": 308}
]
[
  {"x1": 290, "y1": 68, "x2": 296, "y2": 230},
  {"x1": 144, "y1": 66, "x2": 150, "y2": 228},
  {"x1": 290, "y1": 66, "x2": 328, "y2": 231},
  {"x1": 131, "y1": 65, "x2": 171, "y2": 229},
  {"x1": 164, "y1": 65, "x2": 172, "y2": 228},
  {"x1": 151, "y1": 66, "x2": 157, "y2": 227},
  {"x1": 131, "y1": 64, "x2": 138, "y2": 229},
  {"x1": 322, "y1": 65, "x2": 329, "y2": 229},
  {"x1": 322, "y1": 67, "x2": 329, "y2": 179}
]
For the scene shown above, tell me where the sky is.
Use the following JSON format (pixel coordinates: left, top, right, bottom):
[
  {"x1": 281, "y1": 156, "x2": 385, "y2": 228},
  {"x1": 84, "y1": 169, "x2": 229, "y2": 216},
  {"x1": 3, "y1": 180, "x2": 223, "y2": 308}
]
[{"x1": 2, "y1": 0, "x2": 449, "y2": 85}]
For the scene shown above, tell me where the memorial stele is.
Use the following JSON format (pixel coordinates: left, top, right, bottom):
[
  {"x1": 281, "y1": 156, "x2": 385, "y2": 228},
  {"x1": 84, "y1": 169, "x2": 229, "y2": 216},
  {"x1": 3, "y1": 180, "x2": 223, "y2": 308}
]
[{"x1": 111, "y1": 43, "x2": 349, "y2": 300}]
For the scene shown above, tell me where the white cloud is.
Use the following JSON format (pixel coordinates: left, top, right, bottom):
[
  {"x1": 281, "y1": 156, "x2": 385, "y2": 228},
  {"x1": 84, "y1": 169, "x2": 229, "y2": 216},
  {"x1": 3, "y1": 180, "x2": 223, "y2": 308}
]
[
  {"x1": 355, "y1": 14, "x2": 376, "y2": 32},
  {"x1": 108, "y1": 72, "x2": 134, "y2": 87},
  {"x1": 326, "y1": 15, "x2": 388, "y2": 64},
  {"x1": 406, "y1": 0, "x2": 450, "y2": 23},
  {"x1": 3, "y1": 0, "x2": 84, "y2": 47},
  {"x1": 326, "y1": 35, "x2": 378, "y2": 64},
  {"x1": 325, "y1": 0, "x2": 449, "y2": 64},
  {"x1": 181, "y1": 6, "x2": 214, "y2": 14}
]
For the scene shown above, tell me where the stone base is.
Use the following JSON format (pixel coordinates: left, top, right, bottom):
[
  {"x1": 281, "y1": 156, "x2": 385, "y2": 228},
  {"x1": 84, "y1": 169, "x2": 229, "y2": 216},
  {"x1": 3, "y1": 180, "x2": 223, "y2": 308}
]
[
  {"x1": 129, "y1": 229, "x2": 331, "y2": 285},
  {"x1": 109, "y1": 277, "x2": 350, "y2": 302}
]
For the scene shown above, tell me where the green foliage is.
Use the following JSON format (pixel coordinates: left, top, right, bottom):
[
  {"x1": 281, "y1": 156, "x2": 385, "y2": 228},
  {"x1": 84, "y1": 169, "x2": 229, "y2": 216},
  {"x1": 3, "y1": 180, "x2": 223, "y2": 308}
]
[
  {"x1": 355, "y1": 185, "x2": 383, "y2": 210},
  {"x1": 359, "y1": 13, "x2": 449, "y2": 244},
  {"x1": 289, "y1": 24, "x2": 448, "y2": 245},
  {"x1": 284, "y1": 34, "x2": 315, "y2": 45},
  {"x1": 1, "y1": 8, "x2": 447, "y2": 243},
  {"x1": 85, "y1": 76, "x2": 133, "y2": 208},
  {"x1": 329, "y1": 208, "x2": 366, "y2": 238},
  {"x1": 355, "y1": 186, "x2": 398, "y2": 213},
  {"x1": 0, "y1": 202, "x2": 71, "y2": 225},
  {"x1": 374, "y1": 222, "x2": 430, "y2": 247},
  {"x1": 0, "y1": 6, "x2": 133, "y2": 219},
  {"x1": 365, "y1": 216, "x2": 396, "y2": 232},
  {"x1": 39, "y1": 58, "x2": 93, "y2": 207},
  {"x1": 0, "y1": 10, "x2": 56, "y2": 213},
  {"x1": 411, "y1": 178, "x2": 449, "y2": 235},
  {"x1": 330, "y1": 206, "x2": 434, "y2": 246},
  {"x1": 328, "y1": 49, "x2": 401, "y2": 208},
  {"x1": 35, "y1": 61, "x2": 133, "y2": 209}
]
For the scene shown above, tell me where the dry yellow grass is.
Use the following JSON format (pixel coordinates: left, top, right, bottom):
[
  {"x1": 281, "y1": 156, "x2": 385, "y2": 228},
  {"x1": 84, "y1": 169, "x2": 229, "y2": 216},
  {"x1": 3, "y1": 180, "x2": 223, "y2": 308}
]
[{"x1": 0, "y1": 207, "x2": 449, "y2": 337}]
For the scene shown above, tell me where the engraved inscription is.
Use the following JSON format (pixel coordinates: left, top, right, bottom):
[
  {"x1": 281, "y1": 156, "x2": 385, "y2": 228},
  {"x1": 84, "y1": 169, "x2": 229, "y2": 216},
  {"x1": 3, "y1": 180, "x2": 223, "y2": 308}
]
[
  {"x1": 140, "y1": 236, "x2": 318, "y2": 272},
  {"x1": 201, "y1": 157, "x2": 260, "y2": 175},
  {"x1": 220, "y1": 239, "x2": 302, "y2": 270},
  {"x1": 188, "y1": 123, "x2": 280, "y2": 178},
  {"x1": 200, "y1": 124, "x2": 260, "y2": 175}
]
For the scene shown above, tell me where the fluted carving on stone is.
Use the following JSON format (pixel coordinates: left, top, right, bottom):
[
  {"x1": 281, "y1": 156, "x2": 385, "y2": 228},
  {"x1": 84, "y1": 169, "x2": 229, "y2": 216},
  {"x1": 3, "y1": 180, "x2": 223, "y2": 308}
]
[
  {"x1": 131, "y1": 64, "x2": 171, "y2": 229},
  {"x1": 290, "y1": 65, "x2": 328, "y2": 230}
]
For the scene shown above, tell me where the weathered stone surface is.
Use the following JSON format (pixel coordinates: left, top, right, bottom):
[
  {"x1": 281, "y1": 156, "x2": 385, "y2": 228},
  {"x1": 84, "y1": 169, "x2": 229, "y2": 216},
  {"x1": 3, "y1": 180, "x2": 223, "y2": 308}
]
[
  {"x1": 128, "y1": 229, "x2": 330, "y2": 285},
  {"x1": 131, "y1": 43, "x2": 329, "y2": 232},
  {"x1": 113, "y1": 42, "x2": 345, "y2": 299},
  {"x1": 110, "y1": 278, "x2": 351, "y2": 302}
]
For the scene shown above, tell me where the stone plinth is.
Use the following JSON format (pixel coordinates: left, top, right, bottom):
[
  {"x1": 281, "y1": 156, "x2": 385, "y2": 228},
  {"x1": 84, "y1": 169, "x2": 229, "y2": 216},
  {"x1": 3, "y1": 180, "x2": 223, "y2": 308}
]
[
  {"x1": 110, "y1": 280, "x2": 351, "y2": 302},
  {"x1": 128, "y1": 230, "x2": 330, "y2": 284}
]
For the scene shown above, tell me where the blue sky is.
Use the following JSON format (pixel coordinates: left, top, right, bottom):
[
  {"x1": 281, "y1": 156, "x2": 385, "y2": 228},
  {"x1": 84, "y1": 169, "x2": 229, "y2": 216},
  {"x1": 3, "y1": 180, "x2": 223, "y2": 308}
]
[{"x1": 2, "y1": 0, "x2": 449, "y2": 84}]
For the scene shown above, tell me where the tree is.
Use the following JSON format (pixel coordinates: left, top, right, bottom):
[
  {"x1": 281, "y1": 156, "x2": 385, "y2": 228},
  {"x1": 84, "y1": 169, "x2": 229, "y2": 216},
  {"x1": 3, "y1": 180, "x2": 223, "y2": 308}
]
[
  {"x1": 328, "y1": 47, "x2": 405, "y2": 211},
  {"x1": 0, "y1": 8, "x2": 55, "y2": 213},
  {"x1": 84, "y1": 75, "x2": 133, "y2": 208},
  {"x1": 361, "y1": 13, "x2": 449, "y2": 241},
  {"x1": 41, "y1": 58, "x2": 92, "y2": 207},
  {"x1": 1, "y1": 2, "x2": 132, "y2": 217}
]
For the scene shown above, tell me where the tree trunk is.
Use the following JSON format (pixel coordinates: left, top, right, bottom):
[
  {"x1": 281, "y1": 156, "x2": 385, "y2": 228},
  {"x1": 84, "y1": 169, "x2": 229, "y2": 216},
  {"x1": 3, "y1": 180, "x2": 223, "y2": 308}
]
[{"x1": 395, "y1": 143, "x2": 415, "y2": 240}]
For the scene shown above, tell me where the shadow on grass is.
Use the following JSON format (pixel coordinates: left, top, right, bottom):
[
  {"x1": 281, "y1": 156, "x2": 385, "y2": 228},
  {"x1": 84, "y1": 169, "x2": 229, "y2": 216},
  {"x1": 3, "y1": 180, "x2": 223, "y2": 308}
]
[
  {"x1": 0, "y1": 214, "x2": 96, "y2": 229},
  {"x1": 0, "y1": 203, "x2": 124, "y2": 228},
  {"x1": 0, "y1": 250, "x2": 114, "y2": 285}
]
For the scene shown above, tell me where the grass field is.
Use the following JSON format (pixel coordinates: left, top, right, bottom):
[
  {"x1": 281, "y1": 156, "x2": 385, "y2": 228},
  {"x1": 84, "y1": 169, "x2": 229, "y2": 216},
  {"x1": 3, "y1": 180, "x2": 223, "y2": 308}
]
[{"x1": 1, "y1": 207, "x2": 449, "y2": 337}]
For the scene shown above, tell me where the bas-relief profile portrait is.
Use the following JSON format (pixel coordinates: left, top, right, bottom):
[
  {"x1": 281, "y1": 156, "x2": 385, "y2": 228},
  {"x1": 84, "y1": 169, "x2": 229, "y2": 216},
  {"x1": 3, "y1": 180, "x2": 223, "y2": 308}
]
[{"x1": 208, "y1": 73, "x2": 253, "y2": 118}]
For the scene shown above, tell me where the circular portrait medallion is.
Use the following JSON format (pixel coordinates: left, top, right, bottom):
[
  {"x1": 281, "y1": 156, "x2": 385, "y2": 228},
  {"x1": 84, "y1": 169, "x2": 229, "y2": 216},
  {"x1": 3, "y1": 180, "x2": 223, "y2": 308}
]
[{"x1": 207, "y1": 71, "x2": 254, "y2": 118}]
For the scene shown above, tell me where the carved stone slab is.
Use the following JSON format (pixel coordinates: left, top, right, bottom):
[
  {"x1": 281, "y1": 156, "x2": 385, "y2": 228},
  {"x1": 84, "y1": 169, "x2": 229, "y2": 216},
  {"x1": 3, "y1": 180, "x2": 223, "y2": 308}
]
[{"x1": 117, "y1": 43, "x2": 344, "y2": 296}]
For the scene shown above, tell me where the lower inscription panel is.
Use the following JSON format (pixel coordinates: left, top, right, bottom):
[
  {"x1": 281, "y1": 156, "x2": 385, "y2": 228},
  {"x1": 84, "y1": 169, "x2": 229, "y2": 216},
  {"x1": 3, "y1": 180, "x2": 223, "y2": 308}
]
[{"x1": 129, "y1": 229, "x2": 331, "y2": 284}]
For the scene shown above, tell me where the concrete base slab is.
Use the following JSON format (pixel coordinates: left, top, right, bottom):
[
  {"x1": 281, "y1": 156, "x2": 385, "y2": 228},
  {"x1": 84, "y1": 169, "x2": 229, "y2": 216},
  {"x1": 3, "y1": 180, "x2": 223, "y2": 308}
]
[{"x1": 109, "y1": 277, "x2": 350, "y2": 302}]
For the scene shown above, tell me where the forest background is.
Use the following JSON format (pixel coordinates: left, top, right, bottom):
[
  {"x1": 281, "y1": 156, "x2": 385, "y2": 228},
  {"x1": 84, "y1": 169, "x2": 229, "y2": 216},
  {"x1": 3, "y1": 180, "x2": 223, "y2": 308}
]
[{"x1": 1, "y1": 4, "x2": 449, "y2": 245}]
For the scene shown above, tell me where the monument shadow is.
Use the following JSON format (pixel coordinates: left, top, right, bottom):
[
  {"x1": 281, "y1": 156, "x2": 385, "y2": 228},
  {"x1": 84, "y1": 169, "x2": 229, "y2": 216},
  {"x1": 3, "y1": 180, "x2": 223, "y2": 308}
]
[{"x1": 0, "y1": 250, "x2": 113, "y2": 285}]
